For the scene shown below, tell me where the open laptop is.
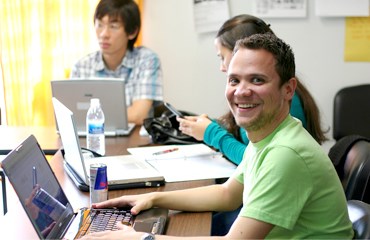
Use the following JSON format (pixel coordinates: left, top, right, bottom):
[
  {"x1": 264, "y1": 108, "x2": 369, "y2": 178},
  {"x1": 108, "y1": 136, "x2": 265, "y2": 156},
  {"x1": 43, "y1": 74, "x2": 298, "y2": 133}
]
[
  {"x1": 1, "y1": 135, "x2": 168, "y2": 239},
  {"x1": 52, "y1": 97, "x2": 165, "y2": 192},
  {"x1": 51, "y1": 78, "x2": 135, "y2": 136}
]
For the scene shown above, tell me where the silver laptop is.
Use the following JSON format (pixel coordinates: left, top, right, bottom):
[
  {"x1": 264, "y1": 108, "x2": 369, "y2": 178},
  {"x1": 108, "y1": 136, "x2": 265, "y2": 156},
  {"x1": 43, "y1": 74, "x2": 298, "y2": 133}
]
[
  {"x1": 52, "y1": 97, "x2": 165, "y2": 192},
  {"x1": 51, "y1": 78, "x2": 135, "y2": 136},
  {"x1": 1, "y1": 134, "x2": 168, "y2": 239}
]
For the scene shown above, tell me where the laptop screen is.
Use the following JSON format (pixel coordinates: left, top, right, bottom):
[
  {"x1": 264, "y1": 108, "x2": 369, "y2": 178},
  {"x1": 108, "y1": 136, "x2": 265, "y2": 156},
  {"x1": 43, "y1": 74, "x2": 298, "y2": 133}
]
[
  {"x1": 50, "y1": 78, "x2": 130, "y2": 135},
  {"x1": 1, "y1": 135, "x2": 75, "y2": 239},
  {"x1": 52, "y1": 97, "x2": 89, "y2": 185}
]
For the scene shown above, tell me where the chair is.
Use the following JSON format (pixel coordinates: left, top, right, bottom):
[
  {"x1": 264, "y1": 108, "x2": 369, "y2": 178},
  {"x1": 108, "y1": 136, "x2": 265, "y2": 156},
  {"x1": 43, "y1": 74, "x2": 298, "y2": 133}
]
[
  {"x1": 0, "y1": 169, "x2": 7, "y2": 215},
  {"x1": 328, "y1": 135, "x2": 370, "y2": 203},
  {"x1": 347, "y1": 200, "x2": 370, "y2": 239},
  {"x1": 333, "y1": 84, "x2": 370, "y2": 141}
]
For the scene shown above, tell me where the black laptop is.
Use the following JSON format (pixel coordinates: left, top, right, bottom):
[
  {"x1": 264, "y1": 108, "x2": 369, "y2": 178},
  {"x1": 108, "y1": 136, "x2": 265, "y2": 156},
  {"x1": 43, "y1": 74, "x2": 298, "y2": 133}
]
[{"x1": 1, "y1": 135, "x2": 168, "y2": 239}]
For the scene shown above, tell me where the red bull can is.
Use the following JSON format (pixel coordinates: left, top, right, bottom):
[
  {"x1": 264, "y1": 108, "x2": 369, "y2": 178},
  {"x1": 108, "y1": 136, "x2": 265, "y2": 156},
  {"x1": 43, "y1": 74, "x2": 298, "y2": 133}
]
[
  {"x1": 32, "y1": 187, "x2": 66, "y2": 221},
  {"x1": 90, "y1": 163, "x2": 108, "y2": 204}
]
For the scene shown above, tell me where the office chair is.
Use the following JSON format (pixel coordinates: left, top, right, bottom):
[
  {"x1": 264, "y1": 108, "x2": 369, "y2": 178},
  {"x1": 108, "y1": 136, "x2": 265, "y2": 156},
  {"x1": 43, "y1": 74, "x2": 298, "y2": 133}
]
[
  {"x1": 0, "y1": 169, "x2": 7, "y2": 215},
  {"x1": 347, "y1": 200, "x2": 370, "y2": 239},
  {"x1": 333, "y1": 84, "x2": 370, "y2": 141},
  {"x1": 329, "y1": 135, "x2": 370, "y2": 203}
]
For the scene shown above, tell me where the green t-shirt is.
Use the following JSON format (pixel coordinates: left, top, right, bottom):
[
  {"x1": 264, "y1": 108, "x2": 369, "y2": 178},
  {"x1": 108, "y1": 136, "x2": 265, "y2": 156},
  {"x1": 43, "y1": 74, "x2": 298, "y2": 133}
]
[
  {"x1": 204, "y1": 92, "x2": 306, "y2": 165},
  {"x1": 233, "y1": 115, "x2": 354, "y2": 239}
]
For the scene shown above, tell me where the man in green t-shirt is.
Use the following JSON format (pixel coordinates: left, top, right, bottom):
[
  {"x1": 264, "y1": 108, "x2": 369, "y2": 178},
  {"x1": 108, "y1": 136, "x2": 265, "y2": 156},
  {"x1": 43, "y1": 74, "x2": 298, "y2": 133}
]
[{"x1": 81, "y1": 34, "x2": 354, "y2": 239}]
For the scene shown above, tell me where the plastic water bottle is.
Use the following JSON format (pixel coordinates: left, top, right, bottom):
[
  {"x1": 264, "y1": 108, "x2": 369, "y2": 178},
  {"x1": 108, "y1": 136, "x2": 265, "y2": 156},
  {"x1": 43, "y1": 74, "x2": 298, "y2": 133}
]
[{"x1": 86, "y1": 98, "x2": 105, "y2": 155}]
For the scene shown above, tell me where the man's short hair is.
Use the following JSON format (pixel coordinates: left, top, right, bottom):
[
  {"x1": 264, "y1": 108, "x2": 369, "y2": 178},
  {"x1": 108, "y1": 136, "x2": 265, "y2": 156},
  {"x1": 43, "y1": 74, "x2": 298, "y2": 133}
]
[
  {"x1": 94, "y1": 0, "x2": 140, "y2": 51},
  {"x1": 234, "y1": 33, "x2": 295, "y2": 86}
]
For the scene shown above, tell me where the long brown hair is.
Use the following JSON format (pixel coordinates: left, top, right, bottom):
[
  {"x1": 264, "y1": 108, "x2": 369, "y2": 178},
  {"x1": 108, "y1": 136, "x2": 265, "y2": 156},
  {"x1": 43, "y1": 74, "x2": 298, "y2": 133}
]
[{"x1": 295, "y1": 80, "x2": 328, "y2": 144}]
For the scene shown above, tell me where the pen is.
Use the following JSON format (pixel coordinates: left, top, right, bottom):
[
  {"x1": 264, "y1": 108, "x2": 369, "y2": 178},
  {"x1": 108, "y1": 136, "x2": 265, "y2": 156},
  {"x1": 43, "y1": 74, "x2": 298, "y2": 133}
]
[
  {"x1": 32, "y1": 166, "x2": 37, "y2": 188},
  {"x1": 152, "y1": 147, "x2": 179, "y2": 155}
]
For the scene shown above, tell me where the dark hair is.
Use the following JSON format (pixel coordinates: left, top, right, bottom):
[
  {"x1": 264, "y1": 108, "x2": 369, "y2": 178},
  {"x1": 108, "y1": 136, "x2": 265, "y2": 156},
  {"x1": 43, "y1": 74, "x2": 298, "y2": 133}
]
[
  {"x1": 94, "y1": 0, "x2": 140, "y2": 51},
  {"x1": 216, "y1": 15, "x2": 328, "y2": 144},
  {"x1": 216, "y1": 14, "x2": 274, "y2": 50},
  {"x1": 234, "y1": 33, "x2": 295, "y2": 86}
]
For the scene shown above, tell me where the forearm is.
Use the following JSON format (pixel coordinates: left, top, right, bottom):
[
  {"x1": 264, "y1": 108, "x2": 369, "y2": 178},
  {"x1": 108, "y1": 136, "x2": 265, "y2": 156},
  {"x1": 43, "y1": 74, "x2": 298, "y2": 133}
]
[
  {"x1": 150, "y1": 178, "x2": 242, "y2": 212},
  {"x1": 204, "y1": 123, "x2": 246, "y2": 165},
  {"x1": 151, "y1": 184, "x2": 230, "y2": 212},
  {"x1": 127, "y1": 99, "x2": 153, "y2": 125}
]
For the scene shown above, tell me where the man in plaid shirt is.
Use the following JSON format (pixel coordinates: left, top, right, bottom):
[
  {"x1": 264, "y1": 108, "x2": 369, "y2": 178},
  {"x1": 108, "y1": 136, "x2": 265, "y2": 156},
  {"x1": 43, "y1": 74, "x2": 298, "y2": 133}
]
[{"x1": 71, "y1": 0, "x2": 163, "y2": 125}]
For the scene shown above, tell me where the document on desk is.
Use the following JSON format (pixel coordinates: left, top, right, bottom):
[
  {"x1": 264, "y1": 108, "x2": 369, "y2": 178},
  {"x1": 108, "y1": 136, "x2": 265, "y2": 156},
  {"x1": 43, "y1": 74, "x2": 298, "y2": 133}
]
[{"x1": 127, "y1": 144, "x2": 237, "y2": 182}]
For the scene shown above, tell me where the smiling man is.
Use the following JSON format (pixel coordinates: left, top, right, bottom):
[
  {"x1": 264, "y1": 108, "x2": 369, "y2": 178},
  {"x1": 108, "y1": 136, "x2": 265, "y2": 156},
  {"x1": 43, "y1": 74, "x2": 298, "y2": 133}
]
[
  {"x1": 81, "y1": 34, "x2": 353, "y2": 240},
  {"x1": 226, "y1": 35, "x2": 294, "y2": 141},
  {"x1": 70, "y1": 0, "x2": 163, "y2": 125}
]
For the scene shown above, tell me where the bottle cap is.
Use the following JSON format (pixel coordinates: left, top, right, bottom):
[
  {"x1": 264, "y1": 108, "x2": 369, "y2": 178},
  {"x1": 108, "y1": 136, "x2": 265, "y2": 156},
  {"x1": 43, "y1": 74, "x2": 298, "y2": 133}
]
[{"x1": 90, "y1": 98, "x2": 100, "y2": 107}]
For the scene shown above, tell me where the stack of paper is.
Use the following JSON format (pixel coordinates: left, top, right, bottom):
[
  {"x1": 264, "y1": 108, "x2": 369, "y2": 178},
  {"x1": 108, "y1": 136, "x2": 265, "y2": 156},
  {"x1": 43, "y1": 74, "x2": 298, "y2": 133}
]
[{"x1": 127, "y1": 144, "x2": 237, "y2": 182}]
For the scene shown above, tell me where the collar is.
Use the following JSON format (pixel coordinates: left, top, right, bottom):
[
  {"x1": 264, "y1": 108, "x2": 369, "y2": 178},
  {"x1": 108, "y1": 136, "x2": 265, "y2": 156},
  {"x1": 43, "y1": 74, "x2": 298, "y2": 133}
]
[
  {"x1": 94, "y1": 49, "x2": 135, "y2": 71},
  {"x1": 252, "y1": 115, "x2": 294, "y2": 149}
]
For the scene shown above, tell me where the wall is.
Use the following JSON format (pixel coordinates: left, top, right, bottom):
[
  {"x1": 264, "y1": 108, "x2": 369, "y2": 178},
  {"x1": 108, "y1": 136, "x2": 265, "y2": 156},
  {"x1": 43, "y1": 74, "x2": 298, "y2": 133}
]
[{"x1": 141, "y1": 0, "x2": 370, "y2": 147}]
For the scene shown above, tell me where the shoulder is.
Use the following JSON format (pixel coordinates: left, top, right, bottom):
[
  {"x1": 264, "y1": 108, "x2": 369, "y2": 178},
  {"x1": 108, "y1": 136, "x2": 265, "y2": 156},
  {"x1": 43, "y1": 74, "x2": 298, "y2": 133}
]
[
  {"x1": 131, "y1": 46, "x2": 160, "y2": 60},
  {"x1": 73, "y1": 51, "x2": 101, "y2": 66},
  {"x1": 125, "y1": 47, "x2": 161, "y2": 70},
  {"x1": 262, "y1": 146, "x2": 306, "y2": 171},
  {"x1": 262, "y1": 117, "x2": 329, "y2": 170}
]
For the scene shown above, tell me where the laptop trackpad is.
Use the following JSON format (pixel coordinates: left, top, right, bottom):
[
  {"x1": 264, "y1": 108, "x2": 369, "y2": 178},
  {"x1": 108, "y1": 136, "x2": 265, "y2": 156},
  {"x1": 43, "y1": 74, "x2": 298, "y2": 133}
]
[
  {"x1": 133, "y1": 208, "x2": 168, "y2": 234},
  {"x1": 133, "y1": 221, "x2": 155, "y2": 233}
]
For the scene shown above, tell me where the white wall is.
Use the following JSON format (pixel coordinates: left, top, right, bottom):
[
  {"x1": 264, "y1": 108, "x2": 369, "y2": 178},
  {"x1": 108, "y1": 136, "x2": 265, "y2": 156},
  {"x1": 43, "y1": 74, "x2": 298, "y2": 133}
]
[{"x1": 142, "y1": 0, "x2": 370, "y2": 146}]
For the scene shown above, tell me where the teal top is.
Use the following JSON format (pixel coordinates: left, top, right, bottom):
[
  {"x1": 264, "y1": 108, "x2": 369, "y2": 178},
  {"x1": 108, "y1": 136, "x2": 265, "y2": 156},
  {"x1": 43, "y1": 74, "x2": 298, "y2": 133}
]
[
  {"x1": 233, "y1": 116, "x2": 353, "y2": 239},
  {"x1": 204, "y1": 93, "x2": 306, "y2": 165}
]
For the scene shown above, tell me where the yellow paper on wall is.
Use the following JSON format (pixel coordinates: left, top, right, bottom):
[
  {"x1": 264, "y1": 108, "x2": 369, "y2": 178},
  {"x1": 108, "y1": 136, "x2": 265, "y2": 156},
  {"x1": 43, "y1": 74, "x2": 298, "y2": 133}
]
[{"x1": 345, "y1": 17, "x2": 370, "y2": 62}]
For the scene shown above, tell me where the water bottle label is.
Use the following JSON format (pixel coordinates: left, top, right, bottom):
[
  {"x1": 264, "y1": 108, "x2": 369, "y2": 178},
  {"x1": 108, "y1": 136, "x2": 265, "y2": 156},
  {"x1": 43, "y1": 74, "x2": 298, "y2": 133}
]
[{"x1": 88, "y1": 123, "x2": 104, "y2": 134}]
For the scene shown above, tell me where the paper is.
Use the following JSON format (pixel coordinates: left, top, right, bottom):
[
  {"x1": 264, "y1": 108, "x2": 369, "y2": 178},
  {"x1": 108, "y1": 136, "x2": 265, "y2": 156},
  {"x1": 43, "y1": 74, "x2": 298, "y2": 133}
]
[
  {"x1": 193, "y1": 0, "x2": 230, "y2": 33},
  {"x1": 128, "y1": 144, "x2": 237, "y2": 182},
  {"x1": 315, "y1": 0, "x2": 369, "y2": 17},
  {"x1": 128, "y1": 144, "x2": 221, "y2": 160},
  {"x1": 345, "y1": 17, "x2": 370, "y2": 62},
  {"x1": 252, "y1": 0, "x2": 307, "y2": 18}
]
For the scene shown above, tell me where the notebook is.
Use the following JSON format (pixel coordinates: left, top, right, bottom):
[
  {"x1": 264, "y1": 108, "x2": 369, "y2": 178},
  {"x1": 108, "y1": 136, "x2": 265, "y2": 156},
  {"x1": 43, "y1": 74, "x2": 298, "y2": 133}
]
[
  {"x1": 1, "y1": 135, "x2": 168, "y2": 239},
  {"x1": 51, "y1": 78, "x2": 135, "y2": 136},
  {"x1": 52, "y1": 97, "x2": 165, "y2": 192}
]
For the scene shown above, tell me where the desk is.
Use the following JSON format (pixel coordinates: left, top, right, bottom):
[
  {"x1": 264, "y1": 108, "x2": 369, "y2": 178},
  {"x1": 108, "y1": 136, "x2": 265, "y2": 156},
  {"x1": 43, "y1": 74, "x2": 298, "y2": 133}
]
[
  {"x1": 0, "y1": 125, "x2": 151, "y2": 156},
  {"x1": 0, "y1": 126, "x2": 213, "y2": 238},
  {"x1": 0, "y1": 126, "x2": 61, "y2": 155}
]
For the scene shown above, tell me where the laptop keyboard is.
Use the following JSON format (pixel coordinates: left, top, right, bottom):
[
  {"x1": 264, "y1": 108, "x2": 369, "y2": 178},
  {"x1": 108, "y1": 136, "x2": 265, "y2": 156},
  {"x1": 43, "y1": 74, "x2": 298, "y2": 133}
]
[{"x1": 76, "y1": 209, "x2": 133, "y2": 238}]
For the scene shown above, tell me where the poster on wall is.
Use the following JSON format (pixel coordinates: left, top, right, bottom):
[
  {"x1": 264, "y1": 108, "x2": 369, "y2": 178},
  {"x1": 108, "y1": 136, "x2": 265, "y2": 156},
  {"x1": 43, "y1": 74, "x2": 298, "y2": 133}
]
[
  {"x1": 252, "y1": 0, "x2": 307, "y2": 18},
  {"x1": 193, "y1": 0, "x2": 230, "y2": 33},
  {"x1": 315, "y1": 0, "x2": 369, "y2": 17}
]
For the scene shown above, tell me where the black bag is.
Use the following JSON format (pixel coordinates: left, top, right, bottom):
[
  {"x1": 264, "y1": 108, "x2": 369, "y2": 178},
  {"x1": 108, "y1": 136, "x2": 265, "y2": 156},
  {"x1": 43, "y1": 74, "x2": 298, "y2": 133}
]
[{"x1": 143, "y1": 110, "x2": 201, "y2": 145}]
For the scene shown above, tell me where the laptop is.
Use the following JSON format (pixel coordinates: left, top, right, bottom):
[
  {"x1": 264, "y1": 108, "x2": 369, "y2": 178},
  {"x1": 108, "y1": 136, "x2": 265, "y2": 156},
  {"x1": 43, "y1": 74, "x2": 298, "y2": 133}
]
[
  {"x1": 51, "y1": 78, "x2": 135, "y2": 136},
  {"x1": 1, "y1": 135, "x2": 168, "y2": 239},
  {"x1": 52, "y1": 97, "x2": 165, "y2": 192}
]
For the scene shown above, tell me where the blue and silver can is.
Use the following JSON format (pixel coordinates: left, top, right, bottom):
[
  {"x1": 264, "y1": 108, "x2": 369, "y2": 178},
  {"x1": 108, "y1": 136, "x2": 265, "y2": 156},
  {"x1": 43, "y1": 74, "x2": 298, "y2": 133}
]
[
  {"x1": 90, "y1": 163, "x2": 108, "y2": 204},
  {"x1": 32, "y1": 187, "x2": 66, "y2": 221}
]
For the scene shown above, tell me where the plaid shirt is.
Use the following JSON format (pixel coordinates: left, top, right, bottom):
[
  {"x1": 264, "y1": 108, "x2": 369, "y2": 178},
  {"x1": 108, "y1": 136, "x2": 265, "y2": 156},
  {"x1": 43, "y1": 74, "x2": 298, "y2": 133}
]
[{"x1": 70, "y1": 46, "x2": 163, "y2": 106}]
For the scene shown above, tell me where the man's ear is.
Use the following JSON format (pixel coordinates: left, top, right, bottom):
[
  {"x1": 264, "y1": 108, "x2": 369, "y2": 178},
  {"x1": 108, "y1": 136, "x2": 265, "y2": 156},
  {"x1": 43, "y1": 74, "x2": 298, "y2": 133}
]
[
  {"x1": 285, "y1": 77, "x2": 297, "y2": 101},
  {"x1": 128, "y1": 28, "x2": 139, "y2": 40}
]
